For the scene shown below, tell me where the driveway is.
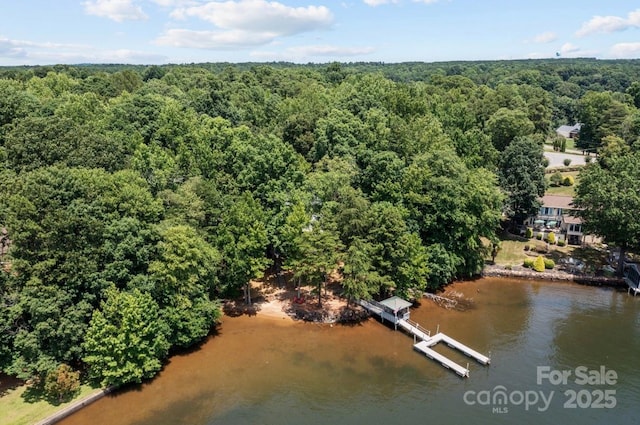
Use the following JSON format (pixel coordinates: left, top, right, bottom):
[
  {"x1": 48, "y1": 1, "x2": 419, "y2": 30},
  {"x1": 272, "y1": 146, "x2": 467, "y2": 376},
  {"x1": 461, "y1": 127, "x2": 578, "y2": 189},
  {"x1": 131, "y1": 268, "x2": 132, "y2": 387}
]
[{"x1": 544, "y1": 151, "x2": 590, "y2": 168}]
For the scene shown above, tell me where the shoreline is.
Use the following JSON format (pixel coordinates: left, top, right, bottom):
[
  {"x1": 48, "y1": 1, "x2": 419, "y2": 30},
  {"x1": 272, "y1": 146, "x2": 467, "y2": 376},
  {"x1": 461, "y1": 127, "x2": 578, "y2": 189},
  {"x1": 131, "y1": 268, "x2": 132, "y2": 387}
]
[
  {"x1": 235, "y1": 296, "x2": 366, "y2": 324},
  {"x1": 224, "y1": 278, "x2": 364, "y2": 324},
  {"x1": 244, "y1": 266, "x2": 627, "y2": 325},
  {"x1": 482, "y1": 264, "x2": 625, "y2": 287},
  {"x1": 33, "y1": 387, "x2": 115, "y2": 425},
  {"x1": 11, "y1": 271, "x2": 627, "y2": 425}
]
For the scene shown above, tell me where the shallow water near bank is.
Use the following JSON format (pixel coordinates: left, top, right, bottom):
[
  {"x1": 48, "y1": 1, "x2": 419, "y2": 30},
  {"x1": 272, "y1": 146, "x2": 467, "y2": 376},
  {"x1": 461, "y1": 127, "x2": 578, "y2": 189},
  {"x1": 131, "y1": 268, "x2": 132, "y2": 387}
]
[{"x1": 59, "y1": 278, "x2": 640, "y2": 425}]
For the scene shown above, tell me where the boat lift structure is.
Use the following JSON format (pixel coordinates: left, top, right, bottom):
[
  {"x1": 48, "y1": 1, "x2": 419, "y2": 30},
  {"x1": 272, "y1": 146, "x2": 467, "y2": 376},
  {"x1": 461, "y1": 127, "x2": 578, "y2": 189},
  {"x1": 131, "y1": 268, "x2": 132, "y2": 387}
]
[{"x1": 358, "y1": 297, "x2": 490, "y2": 378}]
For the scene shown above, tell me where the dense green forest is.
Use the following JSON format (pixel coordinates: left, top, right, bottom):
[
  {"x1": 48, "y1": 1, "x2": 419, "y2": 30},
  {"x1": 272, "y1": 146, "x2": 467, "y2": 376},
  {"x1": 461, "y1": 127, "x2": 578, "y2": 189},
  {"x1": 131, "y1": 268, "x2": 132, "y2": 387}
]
[{"x1": 1, "y1": 59, "x2": 640, "y2": 392}]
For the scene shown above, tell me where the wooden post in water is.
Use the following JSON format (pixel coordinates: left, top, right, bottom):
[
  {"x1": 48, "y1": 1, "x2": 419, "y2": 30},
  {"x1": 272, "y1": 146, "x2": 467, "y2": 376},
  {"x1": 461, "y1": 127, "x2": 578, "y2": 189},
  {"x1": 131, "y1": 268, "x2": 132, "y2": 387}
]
[{"x1": 436, "y1": 324, "x2": 440, "y2": 334}]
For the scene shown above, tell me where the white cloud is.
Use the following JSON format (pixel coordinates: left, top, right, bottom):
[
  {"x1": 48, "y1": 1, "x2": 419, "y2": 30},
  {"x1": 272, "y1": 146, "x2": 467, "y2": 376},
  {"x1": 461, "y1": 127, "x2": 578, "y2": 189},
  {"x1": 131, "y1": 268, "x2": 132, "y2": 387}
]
[
  {"x1": 149, "y1": 0, "x2": 195, "y2": 7},
  {"x1": 554, "y1": 42, "x2": 598, "y2": 58},
  {"x1": 93, "y1": 49, "x2": 168, "y2": 63},
  {"x1": 171, "y1": 1, "x2": 333, "y2": 34},
  {"x1": 576, "y1": 9, "x2": 640, "y2": 37},
  {"x1": 610, "y1": 42, "x2": 640, "y2": 58},
  {"x1": 287, "y1": 44, "x2": 375, "y2": 56},
  {"x1": 363, "y1": 0, "x2": 437, "y2": 5},
  {"x1": 40, "y1": 49, "x2": 169, "y2": 65},
  {"x1": 532, "y1": 31, "x2": 557, "y2": 43},
  {"x1": 560, "y1": 42, "x2": 580, "y2": 54},
  {"x1": 155, "y1": 29, "x2": 276, "y2": 49},
  {"x1": 526, "y1": 52, "x2": 548, "y2": 59},
  {"x1": 363, "y1": 0, "x2": 399, "y2": 5},
  {"x1": 83, "y1": 0, "x2": 147, "y2": 22},
  {"x1": 0, "y1": 37, "x2": 88, "y2": 56},
  {"x1": 39, "y1": 49, "x2": 167, "y2": 64},
  {"x1": 0, "y1": 36, "x2": 166, "y2": 65},
  {"x1": 159, "y1": 0, "x2": 334, "y2": 50},
  {"x1": 0, "y1": 39, "x2": 28, "y2": 58},
  {"x1": 250, "y1": 44, "x2": 375, "y2": 61}
]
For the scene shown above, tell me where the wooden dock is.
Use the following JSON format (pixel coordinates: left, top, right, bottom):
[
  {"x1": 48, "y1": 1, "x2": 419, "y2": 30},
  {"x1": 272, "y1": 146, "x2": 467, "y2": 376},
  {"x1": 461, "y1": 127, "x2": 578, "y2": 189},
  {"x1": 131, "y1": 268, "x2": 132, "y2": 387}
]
[
  {"x1": 413, "y1": 340, "x2": 469, "y2": 377},
  {"x1": 437, "y1": 333, "x2": 491, "y2": 365},
  {"x1": 359, "y1": 298, "x2": 491, "y2": 378},
  {"x1": 397, "y1": 318, "x2": 431, "y2": 341},
  {"x1": 410, "y1": 331, "x2": 490, "y2": 377}
]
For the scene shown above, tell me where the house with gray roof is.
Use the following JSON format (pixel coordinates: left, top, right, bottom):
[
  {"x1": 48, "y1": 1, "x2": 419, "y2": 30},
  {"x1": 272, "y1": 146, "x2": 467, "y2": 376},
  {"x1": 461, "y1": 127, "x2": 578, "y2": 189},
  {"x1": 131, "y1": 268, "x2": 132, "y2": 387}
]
[{"x1": 556, "y1": 123, "x2": 582, "y2": 139}]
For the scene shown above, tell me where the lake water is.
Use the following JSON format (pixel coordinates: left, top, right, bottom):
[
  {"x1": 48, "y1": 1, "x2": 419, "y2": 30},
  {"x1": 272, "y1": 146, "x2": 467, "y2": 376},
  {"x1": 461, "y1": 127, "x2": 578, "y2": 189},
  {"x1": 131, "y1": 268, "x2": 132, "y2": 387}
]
[{"x1": 59, "y1": 278, "x2": 640, "y2": 425}]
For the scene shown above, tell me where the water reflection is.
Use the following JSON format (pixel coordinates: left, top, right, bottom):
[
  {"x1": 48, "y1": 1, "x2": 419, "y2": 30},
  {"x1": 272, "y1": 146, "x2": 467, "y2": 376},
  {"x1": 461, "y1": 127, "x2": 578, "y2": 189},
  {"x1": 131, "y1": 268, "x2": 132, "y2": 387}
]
[{"x1": 59, "y1": 278, "x2": 640, "y2": 425}]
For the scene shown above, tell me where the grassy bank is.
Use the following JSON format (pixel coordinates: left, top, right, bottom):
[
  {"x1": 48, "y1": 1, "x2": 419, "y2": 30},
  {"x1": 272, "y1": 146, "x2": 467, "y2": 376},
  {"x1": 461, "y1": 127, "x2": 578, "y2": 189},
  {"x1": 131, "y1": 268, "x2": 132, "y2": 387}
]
[
  {"x1": 0, "y1": 381, "x2": 99, "y2": 425},
  {"x1": 493, "y1": 237, "x2": 571, "y2": 266},
  {"x1": 492, "y1": 232, "x2": 608, "y2": 272}
]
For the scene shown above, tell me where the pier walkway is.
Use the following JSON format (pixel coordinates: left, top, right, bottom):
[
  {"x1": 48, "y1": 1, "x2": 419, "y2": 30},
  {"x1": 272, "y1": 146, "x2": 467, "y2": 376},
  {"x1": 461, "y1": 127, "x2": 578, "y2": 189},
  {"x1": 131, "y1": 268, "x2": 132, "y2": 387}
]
[
  {"x1": 397, "y1": 318, "x2": 431, "y2": 342},
  {"x1": 358, "y1": 297, "x2": 491, "y2": 378}
]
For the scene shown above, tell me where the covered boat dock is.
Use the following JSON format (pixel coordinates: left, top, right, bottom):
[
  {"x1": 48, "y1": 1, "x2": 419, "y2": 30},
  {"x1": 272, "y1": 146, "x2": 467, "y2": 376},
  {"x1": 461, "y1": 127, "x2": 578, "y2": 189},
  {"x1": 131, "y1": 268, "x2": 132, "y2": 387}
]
[{"x1": 358, "y1": 296, "x2": 491, "y2": 378}]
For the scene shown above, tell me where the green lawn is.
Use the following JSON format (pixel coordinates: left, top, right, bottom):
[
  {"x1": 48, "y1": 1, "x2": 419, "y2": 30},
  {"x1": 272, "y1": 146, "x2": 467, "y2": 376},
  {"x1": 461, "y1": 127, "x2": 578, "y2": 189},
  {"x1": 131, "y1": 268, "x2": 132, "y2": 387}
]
[
  {"x1": 545, "y1": 184, "x2": 575, "y2": 197},
  {"x1": 0, "y1": 382, "x2": 99, "y2": 425},
  {"x1": 544, "y1": 137, "x2": 576, "y2": 151},
  {"x1": 493, "y1": 238, "x2": 553, "y2": 266},
  {"x1": 492, "y1": 232, "x2": 608, "y2": 272},
  {"x1": 545, "y1": 171, "x2": 580, "y2": 197},
  {"x1": 563, "y1": 138, "x2": 576, "y2": 151}
]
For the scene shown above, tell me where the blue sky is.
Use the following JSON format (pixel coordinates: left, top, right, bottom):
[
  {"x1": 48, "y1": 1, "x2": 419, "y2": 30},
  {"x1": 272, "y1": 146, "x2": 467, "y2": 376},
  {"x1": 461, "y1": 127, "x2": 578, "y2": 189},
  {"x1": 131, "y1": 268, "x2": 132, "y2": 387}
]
[{"x1": 1, "y1": 0, "x2": 640, "y2": 65}]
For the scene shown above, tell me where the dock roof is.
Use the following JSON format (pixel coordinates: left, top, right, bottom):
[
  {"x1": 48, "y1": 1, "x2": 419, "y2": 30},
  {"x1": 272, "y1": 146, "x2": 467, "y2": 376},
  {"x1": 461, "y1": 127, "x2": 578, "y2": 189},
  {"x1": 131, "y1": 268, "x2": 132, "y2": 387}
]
[{"x1": 379, "y1": 296, "x2": 412, "y2": 312}]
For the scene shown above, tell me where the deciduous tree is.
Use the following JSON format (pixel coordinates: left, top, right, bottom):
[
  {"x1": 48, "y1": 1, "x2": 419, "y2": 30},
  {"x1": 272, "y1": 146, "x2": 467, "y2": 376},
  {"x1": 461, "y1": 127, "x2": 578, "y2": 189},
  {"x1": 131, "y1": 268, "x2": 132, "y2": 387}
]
[
  {"x1": 216, "y1": 193, "x2": 270, "y2": 304},
  {"x1": 83, "y1": 288, "x2": 170, "y2": 388},
  {"x1": 574, "y1": 153, "x2": 640, "y2": 275},
  {"x1": 149, "y1": 225, "x2": 221, "y2": 347},
  {"x1": 576, "y1": 91, "x2": 630, "y2": 150},
  {"x1": 287, "y1": 218, "x2": 343, "y2": 307},
  {"x1": 498, "y1": 137, "x2": 546, "y2": 226},
  {"x1": 44, "y1": 364, "x2": 80, "y2": 402},
  {"x1": 486, "y1": 107, "x2": 535, "y2": 151},
  {"x1": 403, "y1": 147, "x2": 503, "y2": 279}
]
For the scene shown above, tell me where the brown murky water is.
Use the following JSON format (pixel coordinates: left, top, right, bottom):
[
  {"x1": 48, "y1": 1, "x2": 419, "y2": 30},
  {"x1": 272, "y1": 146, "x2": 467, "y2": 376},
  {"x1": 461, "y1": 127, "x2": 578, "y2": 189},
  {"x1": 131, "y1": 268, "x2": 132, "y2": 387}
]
[{"x1": 60, "y1": 278, "x2": 640, "y2": 425}]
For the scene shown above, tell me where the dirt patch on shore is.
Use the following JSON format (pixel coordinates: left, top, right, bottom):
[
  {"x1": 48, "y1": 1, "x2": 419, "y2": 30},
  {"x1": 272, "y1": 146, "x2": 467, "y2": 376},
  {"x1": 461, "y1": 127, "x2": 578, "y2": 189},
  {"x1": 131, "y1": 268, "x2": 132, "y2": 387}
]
[{"x1": 222, "y1": 271, "x2": 368, "y2": 323}]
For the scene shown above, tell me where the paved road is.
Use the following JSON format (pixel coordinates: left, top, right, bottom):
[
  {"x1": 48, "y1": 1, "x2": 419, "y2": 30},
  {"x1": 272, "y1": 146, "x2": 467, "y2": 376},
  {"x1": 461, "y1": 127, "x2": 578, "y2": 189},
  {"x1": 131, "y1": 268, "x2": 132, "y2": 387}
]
[{"x1": 544, "y1": 151, "x2": 590, "y2": 168}]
